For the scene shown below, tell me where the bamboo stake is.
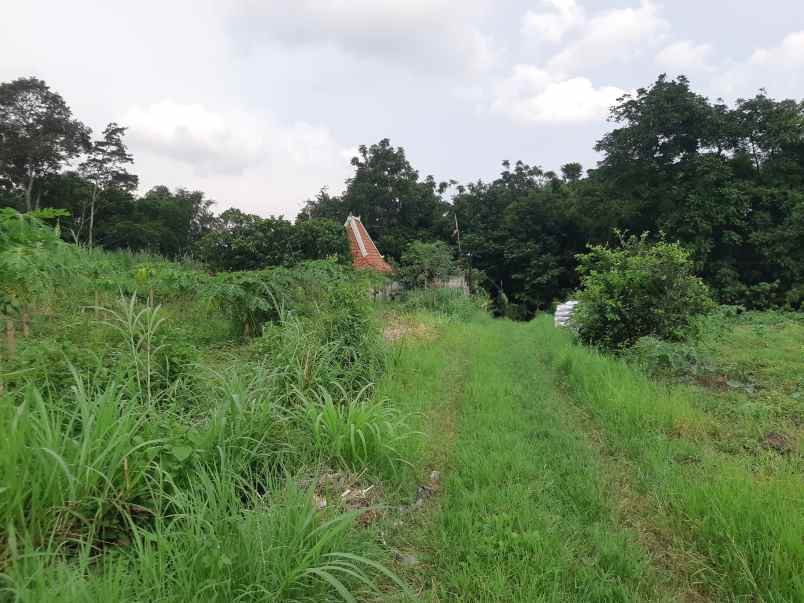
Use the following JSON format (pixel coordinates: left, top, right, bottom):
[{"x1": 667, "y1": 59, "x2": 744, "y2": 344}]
[
  {"x1": 21, "y1": 309, "x2": 30, "y2": 337},
  {"x1": 5, "y1": 319, "x2": 16, "y2": 359}
]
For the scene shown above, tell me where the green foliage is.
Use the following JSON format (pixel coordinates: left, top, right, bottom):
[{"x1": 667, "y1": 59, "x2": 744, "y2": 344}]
[
  {"x1": 293, "y1": 218, "x2": 351, "y2": 264},
  {"x1": 302, "y1": 385, "x2": 413, "y2": 476},
  {"x1": 300, "y1": 139, "x2": 453, "y2": 259},
  {"x1": 199, "y1": 260, "x2": 376, "y2": 344},
  {"x1": 0, "y1": 77, "x2": 90, "y2": 212},
  {"x1": 545, "y1": 316, "x2": 803, "y2": 601},
  {"x1": 200, "y1": 270, "x2": 279, "y2": 337},
  {"x1": 2, "y1": 473, "x2": 406, "y2": 602},
  {"x1": 194, "y1": 211, "x2": 348, "y2": 272},
  {"x1": 0, "y1": 380, "x2": 161, "y2": 546},
  {"x1": 399, "y1": 240, "x2": 457, "y2": 288},
  {"x1": 0, "y1": 208, "x2": 67, "y2": 316},
  {"x1": 400, "y1": 288, "x2": 489, "y2": 321},
  {"x1": 0, "y1": 241, "x2": 411, "y2": 601},
  {"x1": 573, "y1": 233, "x2": 715, "y2": 349}
]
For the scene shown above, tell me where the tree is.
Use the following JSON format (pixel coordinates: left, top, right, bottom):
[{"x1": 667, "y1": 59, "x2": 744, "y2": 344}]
[
  {"x1": 194, "y1": 210, "x2": 299, "y2": 272},
  {"x1": 338, "y1": 139, "x2": 451, "y2": 258},
  {"x1": 0, "y1": 77, "x2": 89, "y2": 212},
  {"x1": 78, "y1": 123, "x2": 137, "y2": 248},
  {"x1": 399, "y1": 240, "x2": 457, "y2": 289},
  {"x1": 561, "y1": 162, "x2": 583, "y2": 183},
  {"x1": 573, "y1": 233, "x2": 715, "y2": 350},
  {"x1": 293, "y1": 218, "x2": 350, "y2": 263},
  {"x1": 298, "y1": 188, "x2": 345, "y2": 223}
]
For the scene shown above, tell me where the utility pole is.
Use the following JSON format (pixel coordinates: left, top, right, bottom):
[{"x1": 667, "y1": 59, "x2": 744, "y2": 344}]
[{"x1": 453, "y1": 212, "x2": 462, "y2": 255}]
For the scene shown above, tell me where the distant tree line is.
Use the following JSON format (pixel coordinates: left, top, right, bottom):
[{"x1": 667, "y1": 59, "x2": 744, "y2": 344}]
[
  {"x1": 2, "y1": 75, "x2": 802, "y2": 312},
  {"x1": 0, "y1": 77, "x2": 346, "y2": 266},
  {"x1": 304, "y1": 76, "x2": 804, "y2": 312}
]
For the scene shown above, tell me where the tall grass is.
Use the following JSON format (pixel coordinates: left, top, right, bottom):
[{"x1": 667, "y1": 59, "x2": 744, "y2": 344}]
[
  {"x1": 399, "y1": 288, "x2": 487, "y2": 321},
  {"x1": 0, "y1": 378, "x2": 160, "y2": 549},
  {"x1": 536, "y1": 316, "x2": 804, "y2": 601},
  {"x1": 1, "y1": 241, "x2": 411, "y2": 600},
  {"x1": 2, "y1": 473, "x2": 407, "y2": 602},
  {"x1": 301, "y1": 384, "x2": 416, "y2": 477}
]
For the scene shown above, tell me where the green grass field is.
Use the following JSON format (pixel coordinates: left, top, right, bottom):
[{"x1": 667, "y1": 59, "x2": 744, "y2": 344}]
[
  {"x1": 380, "y1": 311, "x2": 802, "y2": 602},
  {"x1": 1, "y1": 242, "x2": 801, "y2": 601}
]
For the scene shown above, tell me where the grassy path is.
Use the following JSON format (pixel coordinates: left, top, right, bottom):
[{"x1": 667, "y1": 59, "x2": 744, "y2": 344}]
[
  {"x1": 384, "y1": 318, "x2": 678, "y2": 601},
  {"x1": 382, "y1": 315, "x2": 802, "y2": 602}
]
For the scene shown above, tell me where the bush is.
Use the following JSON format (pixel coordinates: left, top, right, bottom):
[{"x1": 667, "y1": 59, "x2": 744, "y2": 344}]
[
  {"x1": 400, "y1": 288, "x2": 488, "y2": 321},
  {"x1": 573, "y1": 233, "x2": 714, "y2": 350},
  {"x1": 625, "y1": 336, "x2": 709, "y2": 377},
  {"x1": 399, "y1": 240, "x2": 457, "y2": 288}
]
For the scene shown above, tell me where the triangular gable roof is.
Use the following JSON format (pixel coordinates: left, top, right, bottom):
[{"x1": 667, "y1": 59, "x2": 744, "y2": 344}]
[{"x1": 344, "y1": 214, "x2": 394, "y2": 274}]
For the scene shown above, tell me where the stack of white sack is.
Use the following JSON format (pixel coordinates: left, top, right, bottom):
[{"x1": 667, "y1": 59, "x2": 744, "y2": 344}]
[{"x1": 554, "y1": 300, "x2": 579, "y2": 327}]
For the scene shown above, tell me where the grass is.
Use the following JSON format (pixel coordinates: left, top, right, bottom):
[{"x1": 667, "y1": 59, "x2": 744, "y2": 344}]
[
  {"x1": 2, "y1": 230, "x2": 802, "y2": 601},
  {"x1": 380, "y1": 313, "x2": 803, "y2": 602},
  {"x1": 1, "y1": 242, "x2": 409, "y2": 601},
  {"x1": 384, "y1": 318, "x2": 673, "y2": 601},
  {"x1": 546, "y1": 315, "x2": 803, "y2": 601}
]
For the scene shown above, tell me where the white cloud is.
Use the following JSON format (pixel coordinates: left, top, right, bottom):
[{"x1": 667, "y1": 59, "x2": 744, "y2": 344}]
[
  {"x1": 492, "y1": 65, "x2": 624, "y2": 123},
  {"x1": 124, "y1": 100, "x2": 355, "y2": 215},
  {"x1": 521, "y1": 0, "x2": 585, "y2": 44},
  {"x1": 124, "y1": 101, "x2": 263, "y2": 174},
  {"x1": 545, "y1": 1, "x2": 669, "y2": 73},
  {"x1": 713, "y1": 30, "x2": 804, "y2": 98},
  {"x1": 656, "y1": 40, "x2": 714, "y2": 73},
  {"x1": 749, "y1": 30, "x2": 804, "y2": 67},
  {"x1": 231, "y1": 0, "x2": 500, "y2": 73}
]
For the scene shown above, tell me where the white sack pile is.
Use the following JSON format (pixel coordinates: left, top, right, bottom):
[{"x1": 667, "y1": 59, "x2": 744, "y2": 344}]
[{"x1": 554, "y1": 300, "x2": 579, "y2": 328}]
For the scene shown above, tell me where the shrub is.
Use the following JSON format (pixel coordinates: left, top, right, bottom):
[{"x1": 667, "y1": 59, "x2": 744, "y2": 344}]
[
  {"x1": 399, "y1": 240, "x2": 457, "y2": 288},
  {"x1": 625, "y1": 336, "x2": 709, "y2": 377},
  {"x1": 572, "y1": 233, "x2": 715, "y2": 350},
  {"x1": 401, "y1": 288, "x2": 488, "y2": 321}
]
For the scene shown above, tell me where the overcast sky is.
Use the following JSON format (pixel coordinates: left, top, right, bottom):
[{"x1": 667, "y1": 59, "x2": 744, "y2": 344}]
[{"x1": 2, "y1": 1, "x2": 803, "y2": 217}]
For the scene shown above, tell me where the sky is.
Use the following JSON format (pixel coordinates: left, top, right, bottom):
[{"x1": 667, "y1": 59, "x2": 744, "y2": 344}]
[{"x1": 2, "y1": 0, "x2": 803, "y2": 218}]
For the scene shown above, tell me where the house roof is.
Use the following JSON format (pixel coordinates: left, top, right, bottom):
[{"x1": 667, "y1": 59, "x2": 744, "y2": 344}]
[{"x1": 344, "y1": 214, "x2": 394, "y2": 274}]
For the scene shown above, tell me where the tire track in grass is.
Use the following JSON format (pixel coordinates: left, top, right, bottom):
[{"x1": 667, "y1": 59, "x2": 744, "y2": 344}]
[
  {"x1": 535, "y1": 315, "x2": 803, "y2": 601},
  {"x1": 376, "y1": 320, "x2": 474, "y2": 598},
  {"x1": 548, "y1": 380, "x2": 711, "y2": 602},
  {"x1": 409, "y1": 320, "x2": 678, "y2": 602}
]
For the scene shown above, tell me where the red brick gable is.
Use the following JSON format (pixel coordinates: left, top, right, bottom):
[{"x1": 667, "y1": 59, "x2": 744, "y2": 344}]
[{"x1": 344, "y1": 215, "x2": 394, "y2": 274}]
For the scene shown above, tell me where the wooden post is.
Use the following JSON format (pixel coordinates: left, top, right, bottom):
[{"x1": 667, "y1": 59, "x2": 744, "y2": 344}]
[
  {"x1": 21, "y1": 309, "x2": 30, "y2": 337},
  {"x1": 5, "y1": 319, "x2": 16, "y2": 359}
]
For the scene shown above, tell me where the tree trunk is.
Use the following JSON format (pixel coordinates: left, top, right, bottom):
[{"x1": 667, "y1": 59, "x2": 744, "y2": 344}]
[
  {"x1": 89, "y1": 184, "x2": 98, "y2": 249},
  {"x1": 24, "y1": 171, "x2": 35, "y2": 213},
  {"x1": 21, "y1": 309, "x2": 30, "y2": 337}
]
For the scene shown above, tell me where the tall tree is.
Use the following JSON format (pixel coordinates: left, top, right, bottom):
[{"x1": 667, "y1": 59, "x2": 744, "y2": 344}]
[
  {"x1": 78, "y1": 123, "x2": 137, "y2": 248},
  {"x1": 0, "y1": 77, "x2": 89, "y2": 211},
  {"x1": 560, "y1": 162, "x2": 583, "y2": 183},
  {"x1": 326, "y1": 139, "x2": 451, "y2": 258}
]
